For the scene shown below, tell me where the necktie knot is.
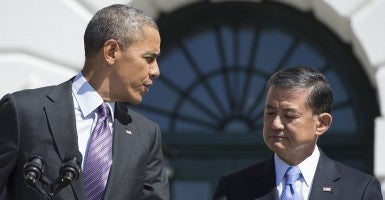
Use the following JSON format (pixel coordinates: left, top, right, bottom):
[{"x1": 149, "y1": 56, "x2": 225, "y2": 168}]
[
  {"x1": 281, "y1": 166, "x2": 301, "y2": 200},
  {"x1": 285, "y1": 166, "x2": 301, "y2": 184},
  {"x1": 98, "y1": 103, "x2": 110, "y2": 120}
]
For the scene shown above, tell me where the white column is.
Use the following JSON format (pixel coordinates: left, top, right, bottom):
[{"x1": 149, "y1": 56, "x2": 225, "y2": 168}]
[{"x1": 375, "y1": 66, "x2": 385, "y2": 196}]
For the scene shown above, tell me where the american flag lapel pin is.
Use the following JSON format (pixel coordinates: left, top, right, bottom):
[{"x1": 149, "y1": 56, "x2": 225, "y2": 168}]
[
  {"x1": 322, "y1": 187, "x2": 332, "y2": 192},
  {"x1": 125, "y1": 129, "x2": 132, "y2": 135}
]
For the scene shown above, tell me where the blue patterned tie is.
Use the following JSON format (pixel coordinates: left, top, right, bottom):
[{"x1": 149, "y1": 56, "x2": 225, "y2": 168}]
[
  {"x1": 83, "y1": 103, "x2": 113, "y2": 200},
  {"x1": 281, "y1": 166, "x2": 301, "y2": 200}
]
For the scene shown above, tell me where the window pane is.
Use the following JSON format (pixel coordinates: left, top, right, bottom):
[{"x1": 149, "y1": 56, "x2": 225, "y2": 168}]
[{"x1": 172, "y1": 180, "x2": 211, "y2": 200}]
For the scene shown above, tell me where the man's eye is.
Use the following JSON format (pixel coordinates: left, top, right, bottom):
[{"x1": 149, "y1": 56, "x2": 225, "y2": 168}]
[
  {"x1": 145, "y1": 57, "x2": 155, "y2": 63},
  {"x1": 285, "y1": 115, "x2": 297, "y2": 119}
]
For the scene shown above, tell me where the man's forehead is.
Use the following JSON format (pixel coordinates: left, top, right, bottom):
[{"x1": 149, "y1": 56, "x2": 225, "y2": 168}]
[
  {"x1": 265, "y1": 101, "x2": 300, "y2": 111},
  {"x1": 268, "y1": 86, "x2": 312, "y2": 94}
]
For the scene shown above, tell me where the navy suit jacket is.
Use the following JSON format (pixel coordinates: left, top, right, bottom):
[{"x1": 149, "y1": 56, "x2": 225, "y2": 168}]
[
  {"x1": 213, "y1": 151, "x2": 382, "y2": 200},
  {"x1": 0, "y1": 79, "x2": 170, "y2": 200}
]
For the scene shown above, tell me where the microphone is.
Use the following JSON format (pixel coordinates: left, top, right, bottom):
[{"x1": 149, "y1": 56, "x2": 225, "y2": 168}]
[
  {"x1": 23, "y1": 153, "x2": 51, "y2": 199},
  {"x1": 23, "y1": 154, "x2": 45, "y2": 186},
  {"x1": 50, "y1": 150, "x2": 82, "y2": 197},
  {"x1": 60, "y1": 150, "x2": 82, "y2": 183}
]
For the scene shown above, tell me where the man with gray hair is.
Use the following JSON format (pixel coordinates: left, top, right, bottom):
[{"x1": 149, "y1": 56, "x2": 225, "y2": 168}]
[{"x1": 0, "y1": 4, "x2": 170, "y2": 200}]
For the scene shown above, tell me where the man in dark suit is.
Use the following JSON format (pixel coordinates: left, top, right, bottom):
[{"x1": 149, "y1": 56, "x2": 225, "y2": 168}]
[
  {"x1": 213, "y1": 66, "x2": 382, "y2": 200},
  {"x1": 0, "y1": 4, "x2": 169, "y2": 200}
]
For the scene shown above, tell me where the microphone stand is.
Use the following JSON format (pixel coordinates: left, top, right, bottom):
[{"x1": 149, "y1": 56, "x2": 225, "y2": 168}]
[
  {"x1": 23, "y1": 151, "x2": 82, "y2": 200},
  {"x1": 23, "y1": 154, "x2": 54, "y2": 199}
]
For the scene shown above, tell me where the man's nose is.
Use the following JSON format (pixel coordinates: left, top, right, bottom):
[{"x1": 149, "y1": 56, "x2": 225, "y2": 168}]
[
  {"x1": 271, "y1": 115, "x2": 284, "y2": 130},
  {"x1": 150, "y1": 62, "x2": 160, "y2": 78}
]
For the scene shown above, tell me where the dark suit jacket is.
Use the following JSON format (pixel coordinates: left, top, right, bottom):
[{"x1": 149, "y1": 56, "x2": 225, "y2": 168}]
[
  {"x1": 213, "y1": 151, "x2": 382, "y2": 200},
  {"x1": 0, "y1": 79, "x2": 170, "y2": 200}
]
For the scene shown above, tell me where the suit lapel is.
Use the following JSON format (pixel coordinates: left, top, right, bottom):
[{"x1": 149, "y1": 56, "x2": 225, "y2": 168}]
[
  {"x1": 103, "y1": 103, "x2": 138, "y2": 199},
  {"x1": 44, "y1": 80, "x2": 77, "y2": 159},
  {"x1": 213, "y1": 156, "x2": 278, "y2": 200},
  {"x1": 44, "y1": 79, "x2": 85, "y2": 200},
  {"x1": 253, "y1": 156, "x2": 278, "y2": 200},
  {"x1": 309, "y1": 151, "x2": 341, "y2": 200}
]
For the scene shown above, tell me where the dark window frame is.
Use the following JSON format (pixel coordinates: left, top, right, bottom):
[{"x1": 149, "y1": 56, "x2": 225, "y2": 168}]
[{"x1": 135, "y1": 0, "x2": 379, "y2": 183}]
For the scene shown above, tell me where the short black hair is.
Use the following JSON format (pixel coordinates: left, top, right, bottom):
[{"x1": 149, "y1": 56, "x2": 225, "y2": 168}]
[{"x1": 84, "y1": 4, "x2": 158, "y2": 57}]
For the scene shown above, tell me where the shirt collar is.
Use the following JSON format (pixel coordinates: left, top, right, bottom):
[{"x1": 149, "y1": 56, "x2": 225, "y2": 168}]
[
  {"x1": 274, "y1": 153, "x2": 290, "y2": 186},
  {"x1": 72, "y1": 71, "x2": 115, "y2": 117},
  {"x1": 298, "y1": 146, "x2": 320, "y2": 187},
  {"x1": 274, "y1": 146, "x2": 320, "y2": 187}
]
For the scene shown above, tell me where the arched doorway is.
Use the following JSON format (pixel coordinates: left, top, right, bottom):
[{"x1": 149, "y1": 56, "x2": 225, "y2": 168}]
[{"x1": 133, "y1": 1, "x2": 379, "y2": 199}]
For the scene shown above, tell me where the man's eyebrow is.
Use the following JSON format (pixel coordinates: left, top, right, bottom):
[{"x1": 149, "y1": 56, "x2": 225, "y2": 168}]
[
  {"x1": 282, "y1": 107, "x2": 299, "y2": 113},
  {"x1": 265, "y1": 105, "x2": 298, "y2": 112},
  {"x1": 145, "y1": 52, "x2": 160, "y2": 57}
]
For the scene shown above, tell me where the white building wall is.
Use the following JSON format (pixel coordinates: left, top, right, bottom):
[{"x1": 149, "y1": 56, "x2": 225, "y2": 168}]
[{"x1": 1, "y1": 0, "x2": 385, "y2": 195}]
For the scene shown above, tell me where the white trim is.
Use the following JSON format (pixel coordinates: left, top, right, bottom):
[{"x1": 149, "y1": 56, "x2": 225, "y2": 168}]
[{"x1": 128, "y1": 0, "x2": 385, "y2": 188}]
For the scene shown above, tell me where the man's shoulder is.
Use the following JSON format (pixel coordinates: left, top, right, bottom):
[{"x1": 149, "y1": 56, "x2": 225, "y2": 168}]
[
  {"x1": 333, "y1": 159, "x2": 377, "y2": 180},
  {"x1": 11, "y1": 79, "x2": 72, "y2": 99},
  {"x1": 214, "y1": 157, "x2": 277, "y2": 198},
  {"x1": 12, "y1": 85, "x2": 54, "y2": 97},
  {"x1": 317, "y1": 153, "x2": 382, "y2": 198},
  {"x1": 223, "y1": 157, "x2": 274, "y2": 180},
  {"x1": 319, "y1": 151, "x2": 378, "y2": 182}
]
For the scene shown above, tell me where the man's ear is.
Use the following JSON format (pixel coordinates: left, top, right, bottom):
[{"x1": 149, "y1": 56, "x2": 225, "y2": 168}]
[
  {"x1": 315, "y1": 113, "x2": 332, "y2": 136},
  {"x1": 103, "y1": 39, "x2": 120, "y2": 65}
]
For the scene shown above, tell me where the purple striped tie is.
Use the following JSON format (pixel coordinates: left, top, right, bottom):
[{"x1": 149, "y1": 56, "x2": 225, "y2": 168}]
[{"x1": 83, "y1": 103, "x2": 113, "y2": 200}]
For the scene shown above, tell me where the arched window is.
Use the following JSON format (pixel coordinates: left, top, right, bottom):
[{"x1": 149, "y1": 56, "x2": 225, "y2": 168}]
[{"x1": 133, "y1": 1, "x2": 379, "y2": 199}]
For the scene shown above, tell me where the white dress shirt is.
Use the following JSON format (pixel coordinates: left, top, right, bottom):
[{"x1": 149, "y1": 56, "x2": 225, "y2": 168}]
[
  {"x1": 275, "y1": 146, "x2": 320, "y2": 200},
  {"x1": 71, "y1": 71, "x2": 114, "y2": 168}
]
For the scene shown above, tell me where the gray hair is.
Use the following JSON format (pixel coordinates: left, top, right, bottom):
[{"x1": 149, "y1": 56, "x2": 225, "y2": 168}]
[
  {"x1": 265, "y1": 66, "x2": 333, "y2": 114},
  {"x1": 84, "y1": 4, "x2": 158, "y2": 57}
]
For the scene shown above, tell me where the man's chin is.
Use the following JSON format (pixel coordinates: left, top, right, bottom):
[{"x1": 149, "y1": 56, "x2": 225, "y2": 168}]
[
  {"x1": 267, "y1": 142, "x2": 287, "y2": 152},
  {"x1": 116, "y1": 95, "x2": 142, "y2": 105},
  {"x1": 127, "y1": 98, "x2": 142, "y2": 105}
]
